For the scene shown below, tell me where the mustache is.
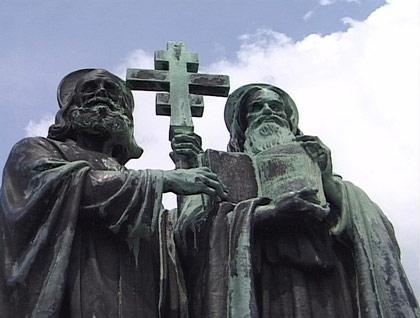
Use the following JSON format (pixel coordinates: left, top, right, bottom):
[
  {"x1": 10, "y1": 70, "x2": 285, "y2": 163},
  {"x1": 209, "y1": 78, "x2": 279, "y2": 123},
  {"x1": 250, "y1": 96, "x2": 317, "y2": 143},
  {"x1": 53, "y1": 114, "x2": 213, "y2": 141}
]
[
  {"x1": 69, "y1": 111, "x2": 132, "y2": 134},
  {"x1": 70, "y1": 104, "x2": 128, "y2": 119},
  {"x1": 82, "y1": 97, "x2": 120, "y2": 111},
  {"x1": 249, "y1": 114, "x2": 290, "y2": 129},
  {"x1": 69, "y1": 106, "x2": 133, "y2": 129}
]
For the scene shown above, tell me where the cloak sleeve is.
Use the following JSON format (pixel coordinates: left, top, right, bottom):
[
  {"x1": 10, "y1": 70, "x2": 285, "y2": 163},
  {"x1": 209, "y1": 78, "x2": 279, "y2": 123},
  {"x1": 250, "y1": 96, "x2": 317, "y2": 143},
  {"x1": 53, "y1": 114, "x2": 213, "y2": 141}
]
[
  {"x1": 341, "y1": 181, "x2": 420, "y2": 317},
  {"x1": 326, "y1": 176, "x2": 419, "y2": 317},
  {"x1": 81, "y1": 168, "x2": 164, "y2": 260},
  {"x1": 0, "y1": 137, "x2": 165, "y2": 317}
]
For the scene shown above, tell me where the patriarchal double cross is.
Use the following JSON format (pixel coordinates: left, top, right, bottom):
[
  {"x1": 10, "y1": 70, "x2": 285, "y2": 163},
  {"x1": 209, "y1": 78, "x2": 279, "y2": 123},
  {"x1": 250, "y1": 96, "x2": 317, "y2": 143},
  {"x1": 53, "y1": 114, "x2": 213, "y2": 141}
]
[{"x1": 126, "y1": 42, "x2": 230, "y2": 139}]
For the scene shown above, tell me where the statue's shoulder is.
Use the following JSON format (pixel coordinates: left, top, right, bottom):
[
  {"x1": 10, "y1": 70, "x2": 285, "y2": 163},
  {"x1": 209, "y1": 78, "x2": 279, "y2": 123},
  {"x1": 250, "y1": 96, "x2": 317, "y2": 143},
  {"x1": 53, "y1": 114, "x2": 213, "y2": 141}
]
[
  {"x1": 8, "y1": 137, "x2": 67, "y2": 162},
  {"x1": 11, "y1": 136, "x2": 59, "y2": 152}
]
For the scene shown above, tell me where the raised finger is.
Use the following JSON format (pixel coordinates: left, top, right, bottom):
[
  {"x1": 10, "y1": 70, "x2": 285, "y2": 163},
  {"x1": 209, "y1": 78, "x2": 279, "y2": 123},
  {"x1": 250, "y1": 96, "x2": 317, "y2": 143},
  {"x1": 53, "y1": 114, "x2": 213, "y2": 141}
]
[
  {"x1": 295, "y1": 135, "x2": 319, "y2": 142},
  {"x1": 301, "y1": 144, "x2": 326, "y2": 160},
  {"x1": 301, "y1": 140, "x2": 328, "y2": 150},
  {"x1": 300, "y1": 141, "x2": 325, "y2": 153}
]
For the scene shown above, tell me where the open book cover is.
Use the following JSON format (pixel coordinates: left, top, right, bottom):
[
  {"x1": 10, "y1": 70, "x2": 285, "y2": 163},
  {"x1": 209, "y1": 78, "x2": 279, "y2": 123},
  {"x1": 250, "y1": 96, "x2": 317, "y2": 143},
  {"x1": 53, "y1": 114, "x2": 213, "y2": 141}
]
[{"x1": 201, "y1": 142, "x2": 326, "y2": 205}]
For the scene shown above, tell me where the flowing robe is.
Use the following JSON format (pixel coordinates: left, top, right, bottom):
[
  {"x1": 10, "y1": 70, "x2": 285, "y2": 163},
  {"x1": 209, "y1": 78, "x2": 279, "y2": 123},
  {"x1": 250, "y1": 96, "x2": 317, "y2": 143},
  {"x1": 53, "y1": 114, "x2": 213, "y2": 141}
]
[
  {"x1": 175, "y1": 153, "x2": 419, "y2": 318},
  {"x1": 0, "y1": 137, "x2": 187, "y2": 318}
]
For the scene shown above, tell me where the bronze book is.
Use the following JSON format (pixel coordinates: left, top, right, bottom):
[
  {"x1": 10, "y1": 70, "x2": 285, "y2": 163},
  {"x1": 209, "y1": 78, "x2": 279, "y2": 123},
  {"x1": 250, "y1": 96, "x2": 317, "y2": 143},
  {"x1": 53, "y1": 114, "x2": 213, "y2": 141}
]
[{"x1": 202, "y1": 142, "x2": 326, "y2": 205}]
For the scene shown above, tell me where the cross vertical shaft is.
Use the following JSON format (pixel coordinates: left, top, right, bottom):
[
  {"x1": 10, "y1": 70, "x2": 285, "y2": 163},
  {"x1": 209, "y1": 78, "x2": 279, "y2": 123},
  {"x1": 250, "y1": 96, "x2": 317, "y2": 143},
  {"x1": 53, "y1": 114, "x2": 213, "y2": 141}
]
[
  {"x1": 126, "y1": 42, "x2": 230, "y2": 140},
  {"x1": 166, "y1": 43, "x2": 194, "y2": 133}
]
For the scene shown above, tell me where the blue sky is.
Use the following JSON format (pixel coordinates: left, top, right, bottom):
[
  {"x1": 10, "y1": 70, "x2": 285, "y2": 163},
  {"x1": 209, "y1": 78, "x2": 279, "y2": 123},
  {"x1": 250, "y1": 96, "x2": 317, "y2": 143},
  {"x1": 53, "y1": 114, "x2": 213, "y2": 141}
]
[
  {"x1": 2, "y1": 0, "x2": 419, "y2": 298},
  {"x1": 1, "y1": 0, "x2": 384, "y2": 166}
]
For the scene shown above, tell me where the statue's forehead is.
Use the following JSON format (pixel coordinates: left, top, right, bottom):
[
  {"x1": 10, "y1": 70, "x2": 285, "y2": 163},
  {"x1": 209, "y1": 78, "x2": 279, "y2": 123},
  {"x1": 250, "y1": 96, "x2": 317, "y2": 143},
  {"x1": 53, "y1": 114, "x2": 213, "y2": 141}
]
[
  {"x1": 247, "y1": 88, "x2": 282, "y2": 101},
  {"x1": 81, "y1": 72, "x2": 120, "y2": 83}
]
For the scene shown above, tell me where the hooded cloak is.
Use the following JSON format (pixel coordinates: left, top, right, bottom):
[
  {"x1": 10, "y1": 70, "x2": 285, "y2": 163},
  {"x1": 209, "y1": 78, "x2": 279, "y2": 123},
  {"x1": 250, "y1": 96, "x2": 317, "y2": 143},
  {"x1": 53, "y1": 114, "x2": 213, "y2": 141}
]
[
  {"x1": 0, "y1": 68, "x2": 187, "y2": 318},
  {"x1": 0, "y1": 137, "x2": 187, "y2": 318},
  {"x1": 175, "y1": 84, "x2": 419, "y2": 318}
]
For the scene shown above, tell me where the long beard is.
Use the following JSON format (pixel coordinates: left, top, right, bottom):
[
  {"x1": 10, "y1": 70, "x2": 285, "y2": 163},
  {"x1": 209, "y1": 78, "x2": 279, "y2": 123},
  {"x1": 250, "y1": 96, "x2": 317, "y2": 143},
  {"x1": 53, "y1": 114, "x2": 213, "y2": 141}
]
[
  {"x1": 244, "y1": 121, "x2": 294, "y2": 155},
  {"x1": 69, "y1": 106, "x2": 132, "y2": 140}
]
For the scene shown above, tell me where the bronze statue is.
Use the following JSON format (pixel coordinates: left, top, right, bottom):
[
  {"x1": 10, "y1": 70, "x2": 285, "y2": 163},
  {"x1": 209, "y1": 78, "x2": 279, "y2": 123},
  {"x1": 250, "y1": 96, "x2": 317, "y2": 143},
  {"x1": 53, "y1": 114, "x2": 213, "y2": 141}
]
[
  {"x1": 0, "y1": 69, "x2": 226, "y2": 317},
  {"x1": 173, "y1": 84, "x2": 420, "y2": 318},
  {"x1": 0, "y1": 41, "x2": 418, "y2": 317}
]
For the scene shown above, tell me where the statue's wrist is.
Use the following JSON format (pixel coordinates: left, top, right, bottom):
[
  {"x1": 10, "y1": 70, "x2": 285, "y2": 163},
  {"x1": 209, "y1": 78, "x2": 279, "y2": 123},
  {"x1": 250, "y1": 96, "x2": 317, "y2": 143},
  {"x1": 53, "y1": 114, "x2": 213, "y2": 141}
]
[{"x1": 162, "y1": 170, "x2": 175, "y2": 193}]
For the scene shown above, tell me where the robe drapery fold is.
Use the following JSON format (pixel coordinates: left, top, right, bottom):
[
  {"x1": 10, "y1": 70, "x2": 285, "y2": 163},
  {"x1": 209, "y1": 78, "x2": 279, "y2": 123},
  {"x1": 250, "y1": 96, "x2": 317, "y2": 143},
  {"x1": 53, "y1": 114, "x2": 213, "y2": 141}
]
[
  {"x1": 175, "y1": 180, "x2": 419, "y2": 317},
  {"x1": 0, "y1": 137, "x2": 187, "y2": 318},
  {"x1": 343, "y1": 182, "x2": 420, "y2": 318}
]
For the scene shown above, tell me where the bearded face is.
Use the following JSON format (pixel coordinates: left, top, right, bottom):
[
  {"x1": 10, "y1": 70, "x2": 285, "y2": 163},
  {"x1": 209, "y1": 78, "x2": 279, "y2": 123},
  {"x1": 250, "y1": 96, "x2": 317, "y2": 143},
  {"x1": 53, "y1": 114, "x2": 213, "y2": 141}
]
[
  {"x1": 69, "y1": 75, "x2": 133, "y2": 140},
  {"x1": 243, "y1": 88, "x2": 295, "y2": 154}
]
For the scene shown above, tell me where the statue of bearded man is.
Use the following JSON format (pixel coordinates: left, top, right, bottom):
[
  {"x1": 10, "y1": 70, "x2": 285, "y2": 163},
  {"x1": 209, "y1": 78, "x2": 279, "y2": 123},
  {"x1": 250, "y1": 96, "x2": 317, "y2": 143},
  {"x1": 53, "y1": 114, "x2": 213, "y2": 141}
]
[
  {"x1": 173, "y1": 84, "x2": 419, "y2": 318},
  {"x1": 0, "y1": 69, "x2": 226, "y2": 318}
]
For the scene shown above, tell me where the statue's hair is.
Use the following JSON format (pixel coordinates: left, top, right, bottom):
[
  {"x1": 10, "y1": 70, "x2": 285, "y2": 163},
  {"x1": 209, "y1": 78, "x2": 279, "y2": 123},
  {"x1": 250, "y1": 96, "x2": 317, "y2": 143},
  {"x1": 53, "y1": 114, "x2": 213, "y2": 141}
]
[
  {"x1": 227, "y1": 86, "x2": 260, "y2": 152},
  {"x1": 47, "y1": 69, "x2": 142, "y2": 164},
  {"x1": 47, "y1": 92, "x2": 78, "y2": 142},
  {"x1": 48, "y1": 72, "x2": 134, "y2": 142},
  {"x1": 227, "y1": 86, "x2": 301, "y2": 152}
]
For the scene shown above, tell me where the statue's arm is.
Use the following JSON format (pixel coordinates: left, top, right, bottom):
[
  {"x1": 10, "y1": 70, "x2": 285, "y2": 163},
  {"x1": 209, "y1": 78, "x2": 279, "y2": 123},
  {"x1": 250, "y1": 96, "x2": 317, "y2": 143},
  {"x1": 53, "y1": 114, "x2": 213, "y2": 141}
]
[
  {"x1": 82, "y1": 166, "x2": 227, "y2": 236},
  {"x1": 323, "y1": 175, "x2": 351, "y2": 235},
  {"x1": 3, "y1": 137, "x2": 224, "y2": 233},
  {"x1": 1, "y1": 137, "x2": 151, "y2": 233},
  {"x1": 81, "y1": 169, "x2": 161, "y2": 230}
]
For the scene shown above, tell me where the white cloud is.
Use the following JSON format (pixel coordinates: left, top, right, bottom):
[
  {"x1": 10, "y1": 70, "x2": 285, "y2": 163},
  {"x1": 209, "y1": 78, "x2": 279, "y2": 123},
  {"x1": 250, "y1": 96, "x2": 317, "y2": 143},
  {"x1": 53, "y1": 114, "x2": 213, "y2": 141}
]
[
  {"x1": 319, "y1": 0, "x2": 360, "y2": 6},
  {"x1": 303, "y1": 10, "x2": 314, "y2": 22},
  {"x1": 341, "y1": 16, "x2": 359, "y2": 26},
  {"x1": 319, "y1": 0, "x2": 336, "y2": 6},
  {"x1": 25, "y1": 0, "x2": 418, "y2": 297},
  {"x1": 208, "y1": 0, "x2": 419, "y2": 296},
  {"x1": 25, "y1": 113, "x2": 54, "y2": 137},
  {"x1": 118, "y1": 0, "x2": 420, "y2": 296}
]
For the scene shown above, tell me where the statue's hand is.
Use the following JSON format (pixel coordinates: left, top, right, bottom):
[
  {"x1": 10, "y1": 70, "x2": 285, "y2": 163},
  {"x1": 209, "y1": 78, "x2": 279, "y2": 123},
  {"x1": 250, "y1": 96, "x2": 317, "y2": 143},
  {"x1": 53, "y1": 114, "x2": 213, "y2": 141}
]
[
  {"x1": 255, "y1": 188, "x2": 330, "y2": 225},
  {"x1": 295, "y1": 135, "x2": 333, "y2": 180},
  {"x1": 170, "y1": 132, "x2": 203, "y2": 168},
  {"x1": 163, "y1": 167, "x2": 229, "y2": 199}
]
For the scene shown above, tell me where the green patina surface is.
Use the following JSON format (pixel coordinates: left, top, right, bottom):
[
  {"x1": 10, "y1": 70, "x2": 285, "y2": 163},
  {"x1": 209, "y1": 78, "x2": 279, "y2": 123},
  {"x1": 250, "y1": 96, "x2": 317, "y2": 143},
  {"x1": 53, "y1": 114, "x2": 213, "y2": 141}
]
[{"x1": 126, "y1": 42, "x2": 230, "y2": 139}]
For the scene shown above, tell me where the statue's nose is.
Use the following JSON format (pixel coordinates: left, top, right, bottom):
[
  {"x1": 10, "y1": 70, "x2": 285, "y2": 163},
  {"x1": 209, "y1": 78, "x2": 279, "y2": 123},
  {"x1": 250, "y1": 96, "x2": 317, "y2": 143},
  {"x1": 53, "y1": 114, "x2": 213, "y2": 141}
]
[
  {"x1": 261, "y1": 103, "x2": 273, "y2": 114},
  {"x1": 95, "y1": 85, "x2": 109, "y2": 98}
]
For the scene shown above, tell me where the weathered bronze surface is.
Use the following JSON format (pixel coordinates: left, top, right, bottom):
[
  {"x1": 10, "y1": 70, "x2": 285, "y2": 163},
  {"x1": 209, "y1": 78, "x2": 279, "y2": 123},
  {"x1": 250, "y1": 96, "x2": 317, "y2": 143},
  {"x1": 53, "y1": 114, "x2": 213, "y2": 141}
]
[
  {"x1": 0, "y1": 42, "x2": 418, "y2": 318},
  {"x1": 173, "y1": 84, "x2": 420, "y2": 317},
  {"x1": 0, "y1": 68, "x2": 227, "y2": 318},
  {"x1": 126, "y1": 42, "x2": 230, "y2": 139}
]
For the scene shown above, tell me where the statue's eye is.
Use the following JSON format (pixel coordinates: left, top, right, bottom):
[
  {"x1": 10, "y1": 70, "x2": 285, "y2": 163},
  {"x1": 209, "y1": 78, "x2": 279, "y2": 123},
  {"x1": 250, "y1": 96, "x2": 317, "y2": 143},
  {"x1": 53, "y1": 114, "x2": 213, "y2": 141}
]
[
  {"x1": 270, "y1": 102, "x2": 282, "y2": 112},
  {"x1": 81, "y1": 81, "x2": 98, "y2": 93},
  {"x1": 250, "y1": 102, "x2": 262, "y2": 113},
  {"x1": 104, "y1": 82, "x2": 121, "y2": 95}
]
